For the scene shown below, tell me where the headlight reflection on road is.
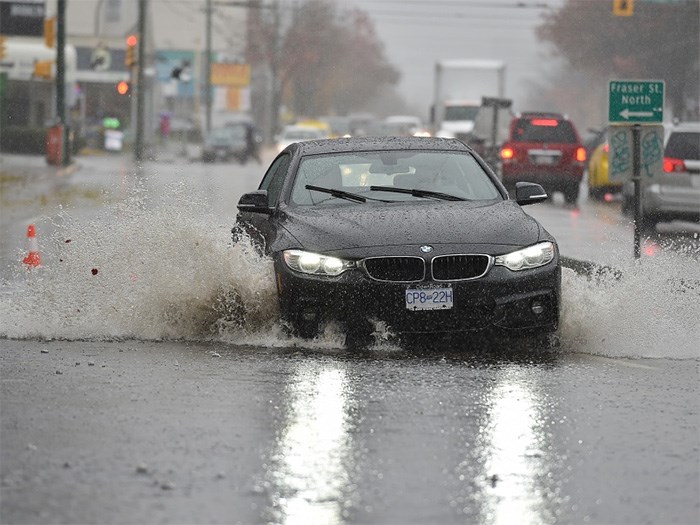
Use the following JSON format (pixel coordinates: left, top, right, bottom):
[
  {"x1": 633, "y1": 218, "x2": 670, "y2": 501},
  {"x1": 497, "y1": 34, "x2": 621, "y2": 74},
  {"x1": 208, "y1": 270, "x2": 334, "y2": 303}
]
[
  {"x1": 481, "y1": 369, "x2": 551, "y2": 525},
  {"x1": 266, "y1": 364, "x2": 355, "y2": 525}
]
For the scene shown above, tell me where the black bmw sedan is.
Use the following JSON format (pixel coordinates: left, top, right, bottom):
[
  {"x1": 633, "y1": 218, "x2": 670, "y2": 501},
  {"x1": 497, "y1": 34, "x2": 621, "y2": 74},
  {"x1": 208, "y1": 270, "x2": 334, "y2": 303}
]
[{"x1": 233, "y1": 136, "x2": 560, "y2": 345}]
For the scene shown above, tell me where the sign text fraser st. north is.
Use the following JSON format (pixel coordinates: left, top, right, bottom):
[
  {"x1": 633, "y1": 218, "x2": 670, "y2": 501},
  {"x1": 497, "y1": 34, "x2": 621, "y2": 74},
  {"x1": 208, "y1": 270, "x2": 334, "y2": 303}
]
[{"x1": 608, "y1": 80, "x2": 664, "y2": 124}]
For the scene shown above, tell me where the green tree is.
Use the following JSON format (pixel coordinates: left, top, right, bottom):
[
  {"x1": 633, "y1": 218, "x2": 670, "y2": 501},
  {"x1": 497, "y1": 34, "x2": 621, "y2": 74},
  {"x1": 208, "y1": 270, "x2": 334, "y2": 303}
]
[{"x1": 536, "y1": 0, "x2": 699, "y2": 120}]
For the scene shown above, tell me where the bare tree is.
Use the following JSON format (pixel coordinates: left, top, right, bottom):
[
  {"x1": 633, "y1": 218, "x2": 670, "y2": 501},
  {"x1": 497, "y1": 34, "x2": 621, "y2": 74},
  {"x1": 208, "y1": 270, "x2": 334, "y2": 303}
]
[
  {"x1": 536, "y1": 0, "x2": 699, "y2": 121},
  {"x1": 250, "y1": 0, "x2": 399, "y2": 122}
]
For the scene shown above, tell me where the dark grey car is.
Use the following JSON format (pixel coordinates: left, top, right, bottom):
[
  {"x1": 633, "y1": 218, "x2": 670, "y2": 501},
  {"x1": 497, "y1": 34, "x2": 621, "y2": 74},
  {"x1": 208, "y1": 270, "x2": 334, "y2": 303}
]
[
  {"x1": 232, "y1": 137, "x2": 560, "y2": 346},
  {"x1": 201, "y1": 126, "x2": 248, "y2": 163}
]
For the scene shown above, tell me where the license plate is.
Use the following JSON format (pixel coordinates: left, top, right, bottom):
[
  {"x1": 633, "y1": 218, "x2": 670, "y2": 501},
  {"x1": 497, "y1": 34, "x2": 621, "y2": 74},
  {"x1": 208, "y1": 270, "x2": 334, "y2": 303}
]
[
  {"x1": 405, "y1": 286, "x2": 454, "y2": 311},
  {"x1": 533, "y1": 155, "x2": 558, "y2": 165}
]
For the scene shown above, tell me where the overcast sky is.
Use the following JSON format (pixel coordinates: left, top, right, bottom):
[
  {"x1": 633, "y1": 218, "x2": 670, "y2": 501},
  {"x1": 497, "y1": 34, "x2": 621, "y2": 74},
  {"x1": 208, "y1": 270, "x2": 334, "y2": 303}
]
[{"x1": 336, "y1": 0, "x2": 568, "y2": 116}]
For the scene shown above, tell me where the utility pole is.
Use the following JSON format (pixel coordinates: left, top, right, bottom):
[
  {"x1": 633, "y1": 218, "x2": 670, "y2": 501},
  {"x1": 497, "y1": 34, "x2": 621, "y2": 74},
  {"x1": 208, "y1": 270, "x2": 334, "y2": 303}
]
[
  {"x1": 134, "y1": 0, "x2": 147, "y2": 161},
  {"x1": 56, "y1": 0, "x2": 69, "y2": 166},
  {"x1": 269, "y1": 0, "x2": 280, "y2": 145},
  {"x1": 205, "y1": 0, "x2": 212, "y2": 133}
]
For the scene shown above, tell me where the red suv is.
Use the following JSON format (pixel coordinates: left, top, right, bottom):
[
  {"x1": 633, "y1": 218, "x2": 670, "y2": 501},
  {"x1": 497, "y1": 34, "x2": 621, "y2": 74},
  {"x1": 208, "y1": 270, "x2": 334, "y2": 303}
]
[{"x1": 500, "y1": 112, "x2": 587, "y2": 204}]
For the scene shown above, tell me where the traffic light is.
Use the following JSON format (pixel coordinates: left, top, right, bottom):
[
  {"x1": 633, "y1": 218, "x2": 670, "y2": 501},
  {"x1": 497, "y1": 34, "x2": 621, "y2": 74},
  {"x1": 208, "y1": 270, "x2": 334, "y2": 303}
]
[
  {"x1": 116, "y1": 80, "x2": 130, "y2": 95},
  {"x1": 0, "y1": 36, "x2": 6, "y2": 60},
  {"x1": 613, "y1": 0, "x2": 634, "y2": 16},
  {"x1": 125, "y1": 34, "x2": 138, "y2": 67},
  {"x1": 44, "y1": 17, "x2": 56, "y2": 48}
]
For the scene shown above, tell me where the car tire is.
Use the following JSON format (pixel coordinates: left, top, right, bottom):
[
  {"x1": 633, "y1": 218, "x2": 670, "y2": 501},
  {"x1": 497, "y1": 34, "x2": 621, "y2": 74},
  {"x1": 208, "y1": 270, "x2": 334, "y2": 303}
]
[
  {"x1": 588, "y1": 187, "x2": 602, "y2": 200},
  {"x1": 637, "y1": 215, "x2": 657, "y2": 237},
  {"x1": 344, "y1": 320, "x2": 375, "y2": 349},
  {"x1": 564, "y1": 185, "x2": 579, "y2": 205},
  {"x1": 289, "y1": 318, "x2": 319, "y2": 340}
]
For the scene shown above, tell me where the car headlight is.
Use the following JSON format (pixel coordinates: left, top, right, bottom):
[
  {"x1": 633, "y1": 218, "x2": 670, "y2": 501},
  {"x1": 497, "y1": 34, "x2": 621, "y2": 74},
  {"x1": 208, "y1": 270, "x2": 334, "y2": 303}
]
[
  {"x1": 283, "y1": 250, "x2": 354, "y2": 276},
  {"x1": 494, "y1": 242, "x2": 555, "y2": 271}
]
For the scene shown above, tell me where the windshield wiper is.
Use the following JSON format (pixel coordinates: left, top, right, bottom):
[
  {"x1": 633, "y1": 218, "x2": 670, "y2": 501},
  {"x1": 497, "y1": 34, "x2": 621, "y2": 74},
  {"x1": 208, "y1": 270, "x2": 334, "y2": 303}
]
[
  {"x1": 305, "y1": 184, "x2": 367, "y2": 203},
  {"x1": 369, "y1": 185, "x2": 466, "y2": 201}
]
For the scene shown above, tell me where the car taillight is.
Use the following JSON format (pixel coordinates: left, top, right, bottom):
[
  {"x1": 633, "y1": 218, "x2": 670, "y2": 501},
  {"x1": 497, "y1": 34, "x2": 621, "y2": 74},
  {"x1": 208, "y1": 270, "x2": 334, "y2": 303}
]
[
  {"x1": 500, "y1": 146, "x2": 515, "y2": 160},
  {"x1": 575, "y1": 147, "x2": 586, "y2": 162},
  {"x1": 663, "y1": 157, "x2": 686, "y2": 173},
  {"x1": 531, "y1": 119, "x2": 558, "y2": 126}
]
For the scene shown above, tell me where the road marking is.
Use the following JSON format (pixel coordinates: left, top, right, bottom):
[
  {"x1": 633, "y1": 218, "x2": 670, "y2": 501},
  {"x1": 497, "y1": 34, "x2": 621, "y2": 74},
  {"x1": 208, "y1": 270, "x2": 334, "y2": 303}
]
[{"x1": 583, "y1": 355, "x2": 658, "y2": 370}]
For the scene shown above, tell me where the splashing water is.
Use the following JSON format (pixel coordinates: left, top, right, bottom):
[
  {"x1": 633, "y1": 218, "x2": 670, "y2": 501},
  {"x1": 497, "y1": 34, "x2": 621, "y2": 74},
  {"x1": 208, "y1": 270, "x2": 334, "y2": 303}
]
[
  {"x1": 559, "y1": 250, "x2": 699, "y2": 359},
  {"x1": 0, "y1": 183, "x2": 279, "y2": 342},
  {"x1": 1, "y1": 182, "x2": 697, "y2": 358}
]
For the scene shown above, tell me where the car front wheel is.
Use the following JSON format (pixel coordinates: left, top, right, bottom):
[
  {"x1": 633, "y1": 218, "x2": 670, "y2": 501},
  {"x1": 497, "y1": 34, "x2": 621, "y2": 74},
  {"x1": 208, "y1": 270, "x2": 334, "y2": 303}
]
[{"x1": 563, "y1": 185, "x2": 579, "y2": 205}]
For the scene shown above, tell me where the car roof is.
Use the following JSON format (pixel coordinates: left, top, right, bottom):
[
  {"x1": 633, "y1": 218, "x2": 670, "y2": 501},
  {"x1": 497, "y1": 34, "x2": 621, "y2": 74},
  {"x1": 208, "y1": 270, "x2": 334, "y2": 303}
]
[
  {"x1": 668, "y1": 121, "x2": 700, "y2": 132},
  {"x1": 293, "y1": 136, "x2": 471, "y2": 155},
  {"x1": 517, "y1": 111, "x2": 568, "y2": 120}
]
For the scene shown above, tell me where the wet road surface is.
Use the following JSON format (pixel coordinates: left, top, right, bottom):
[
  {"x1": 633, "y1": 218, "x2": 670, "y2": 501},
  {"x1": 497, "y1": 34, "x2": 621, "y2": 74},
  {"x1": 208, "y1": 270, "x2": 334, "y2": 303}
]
[
  {"x1": 1, "y1": 153, "x2": 699, "y2": 524},
  {"x1": 1, "y1": 339, "x2": 698, "y2": 525}
]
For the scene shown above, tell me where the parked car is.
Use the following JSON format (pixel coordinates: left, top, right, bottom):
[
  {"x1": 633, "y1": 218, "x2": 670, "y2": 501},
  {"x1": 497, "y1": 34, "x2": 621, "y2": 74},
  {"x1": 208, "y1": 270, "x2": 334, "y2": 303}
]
[
  {"x1": 381, "y1": 115, "x2": 429, "y2": 137},
  {"x1": 622, "y1": 121, "x2": 700, "y2": 232},
  {"x1": 201, "y1": 126, "x2": 248, "y2": 163},
  {"x1": 232, "y1": 136, "x2": 561, "y2": 346},
  {"x1": 587, "y1": 128, "x2": 624, "y2": 200},
  {"x1": 275, "y1": 125, "x2": 328, "y2": 153},
  {"x1": 500, "y1": 112, "x2": 587, "y2": 205}
]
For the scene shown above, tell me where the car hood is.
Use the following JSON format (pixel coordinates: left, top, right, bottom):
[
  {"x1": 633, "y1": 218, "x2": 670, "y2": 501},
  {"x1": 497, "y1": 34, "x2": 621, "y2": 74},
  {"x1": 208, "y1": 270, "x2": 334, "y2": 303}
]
[{"x1": 279, "y1": 200, "x2": 543, "y2": 255}]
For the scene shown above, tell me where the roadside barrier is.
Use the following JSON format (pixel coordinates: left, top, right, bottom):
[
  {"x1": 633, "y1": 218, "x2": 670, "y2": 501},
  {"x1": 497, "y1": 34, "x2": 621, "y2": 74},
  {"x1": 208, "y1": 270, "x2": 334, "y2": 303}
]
[{"x1": 22, "y1": 224, "x2": 42, "y2": 268}]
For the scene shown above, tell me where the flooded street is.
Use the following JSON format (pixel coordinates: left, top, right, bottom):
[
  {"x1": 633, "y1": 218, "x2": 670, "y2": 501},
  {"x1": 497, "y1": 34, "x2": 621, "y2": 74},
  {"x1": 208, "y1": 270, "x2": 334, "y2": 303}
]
[
  {"x1": 1, "y1": 153, "x2": 699, "y2": 524},
  {"x1": 1, "y1": 339, "x2": 698, "y2": 525}
]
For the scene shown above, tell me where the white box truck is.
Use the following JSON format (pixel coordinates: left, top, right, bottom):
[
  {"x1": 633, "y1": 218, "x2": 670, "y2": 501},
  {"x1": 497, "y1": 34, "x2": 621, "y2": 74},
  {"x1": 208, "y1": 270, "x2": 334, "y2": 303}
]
[{"x1": 431, "y1": 59, "x2": 506, "y2": 142}]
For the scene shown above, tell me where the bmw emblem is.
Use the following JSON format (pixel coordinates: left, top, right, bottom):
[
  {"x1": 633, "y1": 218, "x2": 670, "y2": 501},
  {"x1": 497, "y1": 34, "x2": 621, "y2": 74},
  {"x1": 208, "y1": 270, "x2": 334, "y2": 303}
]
[{"x1": 420, "y1": 245, "x2": 433, "y2": 253}]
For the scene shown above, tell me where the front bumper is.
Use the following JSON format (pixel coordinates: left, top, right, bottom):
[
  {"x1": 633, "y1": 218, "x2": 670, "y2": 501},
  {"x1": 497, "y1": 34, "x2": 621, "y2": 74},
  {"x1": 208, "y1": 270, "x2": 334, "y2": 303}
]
[{"x1": 274, "y1": 255, "x2": 561, "y2": 335}]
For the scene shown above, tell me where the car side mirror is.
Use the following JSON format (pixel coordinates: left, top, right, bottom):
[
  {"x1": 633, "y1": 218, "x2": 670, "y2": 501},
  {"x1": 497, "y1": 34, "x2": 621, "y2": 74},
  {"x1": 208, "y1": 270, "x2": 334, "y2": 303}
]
[
  {"x1": 237, "y1": 190, "x2": 273, "y2": 214},
  {"x1": 515, "y1": 182, "x2": 548, "y2": 205}
]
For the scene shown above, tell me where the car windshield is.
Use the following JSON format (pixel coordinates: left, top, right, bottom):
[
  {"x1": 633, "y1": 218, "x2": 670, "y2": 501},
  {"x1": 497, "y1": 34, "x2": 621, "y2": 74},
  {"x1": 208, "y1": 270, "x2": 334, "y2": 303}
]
[
  {"x1": 444, "y1": 106, "x2": 480, "y2": 121},
  {"x1": 223, "y1": 125, "x2": 247, "y2": 139},
  {"x1": 290, "y1": 150, "x2": 501, "y2": 205},
  {"x1": 665, "y1": 131, "x2": 700, "y2": 160},
  {"x1": 512, "y1": 119, "x2": 577, "y2": 143},
  {"x1": 205, "y1": 128, "x2": 239, "y2": 145},
  {"x1": 283, "y1": 129, "x2": 324, "y2": 140}
]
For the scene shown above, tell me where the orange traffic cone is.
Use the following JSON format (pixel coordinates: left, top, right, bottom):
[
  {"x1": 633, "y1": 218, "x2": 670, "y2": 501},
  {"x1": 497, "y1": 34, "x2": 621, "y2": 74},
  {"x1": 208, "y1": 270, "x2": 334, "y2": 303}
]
[{"x1": 23, "y1": 224, "x2": 42, "y2": 268}]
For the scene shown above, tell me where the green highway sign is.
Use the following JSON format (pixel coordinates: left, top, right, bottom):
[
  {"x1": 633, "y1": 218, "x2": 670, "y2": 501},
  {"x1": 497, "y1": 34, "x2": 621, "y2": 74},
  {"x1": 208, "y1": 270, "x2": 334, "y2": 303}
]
[{"x1": 608, "y1": 80, "x2": 664, "y2": 124}]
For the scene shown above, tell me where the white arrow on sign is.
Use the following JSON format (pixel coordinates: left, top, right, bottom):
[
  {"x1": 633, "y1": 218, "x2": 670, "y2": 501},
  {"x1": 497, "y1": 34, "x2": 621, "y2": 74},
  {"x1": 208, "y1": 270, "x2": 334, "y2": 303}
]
[{"x1": 619, "y1": 108, "x2": 656, "y2": 120}]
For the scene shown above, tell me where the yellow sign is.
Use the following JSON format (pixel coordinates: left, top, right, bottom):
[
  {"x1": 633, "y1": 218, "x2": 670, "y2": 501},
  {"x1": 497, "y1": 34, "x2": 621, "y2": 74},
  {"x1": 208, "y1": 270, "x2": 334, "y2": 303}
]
[
  {"x1": 211, "y1": 63, "x2": 250, "y2": 87},
  {"x1": 613, "y1": 0, "x2": 634, "y2": 16},
  {"x1": 34, "y1": 60, "x2": 53, "y2": 79},
  {"x1": 44, "y1": 17, "x2": 55, "y2": 48}
]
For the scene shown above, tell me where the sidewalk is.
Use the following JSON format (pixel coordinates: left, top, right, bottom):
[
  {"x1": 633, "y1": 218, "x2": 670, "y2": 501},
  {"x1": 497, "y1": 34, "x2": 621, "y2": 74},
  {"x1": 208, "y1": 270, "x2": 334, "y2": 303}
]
[{"x1": 0, "y1": 152, "x2": 81, "y2": 181}]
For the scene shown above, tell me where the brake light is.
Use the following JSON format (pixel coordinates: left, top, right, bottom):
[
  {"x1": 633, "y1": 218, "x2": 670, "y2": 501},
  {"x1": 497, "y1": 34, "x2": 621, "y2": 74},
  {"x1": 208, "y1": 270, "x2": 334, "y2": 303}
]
[
  {"x1": 663, "y1": 157, "x2": 686, "y2": 173},
  {"x1": 500, "y1": 146, "x2": 515, "y2": 160},
  {"x1": 575, "y1": 147, "x2": 586, "y2": 162},
  {"x1": 531, "y1": 119, "x2": 558, "y2": 126}
]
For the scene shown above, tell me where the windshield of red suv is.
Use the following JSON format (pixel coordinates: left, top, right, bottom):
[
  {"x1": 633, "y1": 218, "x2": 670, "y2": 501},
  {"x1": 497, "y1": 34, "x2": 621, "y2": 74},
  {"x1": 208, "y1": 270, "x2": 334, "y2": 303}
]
[
  {"x1": 665, "y1": 131, "x2": 700, "y2": 160},
  {"x1": 512, "y1": 118, "x2": 578, "y2": 143}
]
